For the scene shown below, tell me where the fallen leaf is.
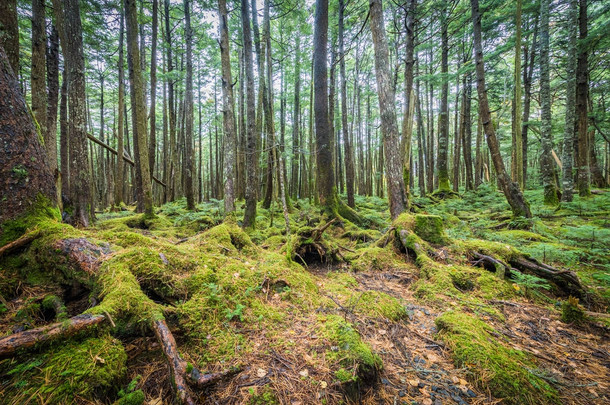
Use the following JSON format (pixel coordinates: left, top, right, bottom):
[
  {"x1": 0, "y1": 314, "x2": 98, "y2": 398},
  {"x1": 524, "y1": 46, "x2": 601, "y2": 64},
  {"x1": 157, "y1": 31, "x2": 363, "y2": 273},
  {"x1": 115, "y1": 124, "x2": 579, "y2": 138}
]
[
  {"x1": 320, "y1": 381, "x2": 327, "y2": 389},
  {"x1": 422, "y1": 399, "x2": 432, "y2": 405},
  {"x1": 256, "y1": 368, "x2": 267, "y2": 378},
  {"x1": 408, "y1": 379, "x2": 419, "y2": 387},
  {"x1": 299, "y1": 369, "x2": 309, "y2": 377}
]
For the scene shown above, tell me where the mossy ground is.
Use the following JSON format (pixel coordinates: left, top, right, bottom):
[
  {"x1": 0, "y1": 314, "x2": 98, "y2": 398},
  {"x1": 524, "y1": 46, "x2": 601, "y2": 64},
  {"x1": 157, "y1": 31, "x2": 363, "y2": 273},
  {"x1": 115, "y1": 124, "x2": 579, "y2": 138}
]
[{"x1": 0, "y1": 190, "x2": 608, "y2": 404}]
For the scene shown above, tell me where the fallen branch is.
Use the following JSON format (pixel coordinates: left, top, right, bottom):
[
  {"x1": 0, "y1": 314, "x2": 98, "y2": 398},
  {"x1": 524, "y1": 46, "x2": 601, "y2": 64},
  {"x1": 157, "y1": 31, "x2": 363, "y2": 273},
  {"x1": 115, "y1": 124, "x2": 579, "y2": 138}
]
[
  {"x1": 0, "y1": 314, "x2": 105, "y2": 359},
  {"x1": 471, "y1": 251, "x2": 514, "y2": 276},
  {"x1": 508, "y1": 256, "x2": 586, "y2": 297},
  {"x1": 311, "y1": 217, "x2": 337, "y2": 241},
  {"x1": 0, "y1": 230, "x2": 40, "y2": 257}
]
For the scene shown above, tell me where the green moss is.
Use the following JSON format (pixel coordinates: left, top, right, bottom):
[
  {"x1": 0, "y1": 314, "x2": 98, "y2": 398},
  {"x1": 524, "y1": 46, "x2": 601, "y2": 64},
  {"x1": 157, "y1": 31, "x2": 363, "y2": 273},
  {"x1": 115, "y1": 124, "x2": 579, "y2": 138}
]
[
  {"x1": 436, "y1": 311, "x2": 558, "y2": 404},
  {"x1": 351, "y1": 246, "x2": 412, "y2": 272},
  {"x1": 0, "y1": 194, "x2": 61, "y2": 246},
  {"x1": 114, "y1": 390, "x2": 145, "y2": 405},
  {"x1": 318, "y1": 314, "x2": 381, "y2": 380},
  {"x1": 41, "y1": 294, "x2": 67, "y2": 320},
  {"x1": 414, "y1": 214, "x2": 449, "y2": 245},
  {"x1": 0, "y1": 335, "x2": 127, "y2": 404},
  {"x1": 561, "y1": 296, "x2": 586, "y2": 324},
  {"x1": 248, "y1": 386, "x2": 279, "y2": 404},
  {"x1": 334, "y1": 367, "x2": 356, "y2": 382}
]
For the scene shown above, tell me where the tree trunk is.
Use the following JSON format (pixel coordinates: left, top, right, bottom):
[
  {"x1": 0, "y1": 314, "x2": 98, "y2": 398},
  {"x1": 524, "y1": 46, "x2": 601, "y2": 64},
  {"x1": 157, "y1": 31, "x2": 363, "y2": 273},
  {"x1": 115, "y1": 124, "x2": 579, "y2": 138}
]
[
  {"x1": 313, "y1": 0, "x2": 337, "y2": 214},
  {"x1": 46, "y1": 24, "x2": 60, "y2": 193},
  {"x1": 60, "y1": 67, "x2": 70, "y2": 200},
  {"x1": 183, "y1": 0, "x2": 195, "y2": 210},
  {"x1": 401, "y1": 0, "x2": 416, "y2": 196},
  {"x1": 115, "y1": 10, "x2": 125, "y2": 208},
  {"x1": 165, "y1": 0, "x2": 177, "y2": 202},
  {"x1": 53, "y1": 0, "x2": 92, "y2": 227},
  {"x1": 369, "y1": 0, "x2": 407, "y2": 219},
  {"x1": 511, "y1": 0, "x2": 524, "y2": 189},
  {"x1": 290, "y1": 34, "x2": 301, "y2": 199},
  {"x1": 0, "y1": 0, "x2": 18, "y2": 75},
  {"x1": 125, "y1": 0, "x2": 154, "y2": 216},
  {"x1": 149, "y1": 0, "x2": 158, "y2": 180},
  {"x1": 242, "y1": 0, "x2": 258, "y2": 228},
  {"x1": 31, "y1": 0, "x2": 47, "y2": 147},
  {"x1": 575, "y1": 0, "x2": 590, "y2": 197},
  {"x1": 340, "y1": 0, "x2": 355, "y2": 208},
  {"x1": 471, "y1": 0, "x2": 532, "y2": 218},
  {"x1": 219, "y1": 0, "x2": 236, "y2": 214},
  {"x1": 0, "y1": 45, "x2": 57, "y2": 243},
  {"x1": 436, "y1": 6, "x2": 450, "y2": 192},
  {"x1": 521, "y1": 18, "x2": 538, "y2": 190},
  {"x1": 561, "y1": 0, "x2": 578, "y2": 202},
  {"x1": 539, "y1": 0, "x2": 560, "y2": 205}
]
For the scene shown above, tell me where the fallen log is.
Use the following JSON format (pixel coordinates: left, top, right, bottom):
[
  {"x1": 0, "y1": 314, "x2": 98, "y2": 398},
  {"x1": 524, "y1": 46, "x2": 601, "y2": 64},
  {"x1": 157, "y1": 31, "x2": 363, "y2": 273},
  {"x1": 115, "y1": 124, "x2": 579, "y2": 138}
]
[
  {"x1": 0, "y1": 314, "x2": 105, "y2": 359},
  {"x1": 508, "y1": 256, "x2": 586, "y2": 297}
]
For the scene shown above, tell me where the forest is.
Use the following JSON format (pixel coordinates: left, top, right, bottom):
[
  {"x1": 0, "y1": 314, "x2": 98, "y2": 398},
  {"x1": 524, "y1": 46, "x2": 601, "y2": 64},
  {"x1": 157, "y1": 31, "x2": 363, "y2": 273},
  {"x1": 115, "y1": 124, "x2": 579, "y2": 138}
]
[{"x1": 0, "y1": 0, "x2": 609, "y2": 403}]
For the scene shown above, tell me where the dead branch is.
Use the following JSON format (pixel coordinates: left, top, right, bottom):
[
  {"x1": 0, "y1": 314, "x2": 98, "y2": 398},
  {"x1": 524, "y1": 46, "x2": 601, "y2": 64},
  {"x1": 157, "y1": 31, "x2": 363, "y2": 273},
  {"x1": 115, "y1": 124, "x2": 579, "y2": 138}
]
[
  {"x1": 0, "y1": 314, "x2": 105, "y2": 359},
  {"x1": 471, "y1": 251, "x2": 514, "y2": 276},
  {"x1": 508, "y1": 256, "x2": 586, "y2": 297},
  {"x1": 311, "y1": 217, "x2": 338, "y2": 241},
  {"x1": 0, "y1": 230, "x2": 41, "y2": 257}
]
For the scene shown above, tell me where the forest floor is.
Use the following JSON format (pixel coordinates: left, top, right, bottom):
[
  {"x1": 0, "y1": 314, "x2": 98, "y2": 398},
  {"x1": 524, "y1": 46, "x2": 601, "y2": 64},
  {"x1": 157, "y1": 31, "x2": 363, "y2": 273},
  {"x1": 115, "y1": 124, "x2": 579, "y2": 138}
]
[{"x1": 0, "y1": 186, "x2": 609, "y2": 405}]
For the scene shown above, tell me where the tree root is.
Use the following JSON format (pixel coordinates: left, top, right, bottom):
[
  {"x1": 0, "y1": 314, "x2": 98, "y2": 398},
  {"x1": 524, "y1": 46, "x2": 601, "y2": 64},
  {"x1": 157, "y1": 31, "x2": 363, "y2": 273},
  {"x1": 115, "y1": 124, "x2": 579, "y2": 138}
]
[
  {"x1": 0, "y1": 313, "x2": 105, "y2": 359},
  {"x1": 0, "y1": 230, "x2": 41, "y2": 257},
  {"x1": 153, "y1": 319, "x2": 241, "y2": 404}
]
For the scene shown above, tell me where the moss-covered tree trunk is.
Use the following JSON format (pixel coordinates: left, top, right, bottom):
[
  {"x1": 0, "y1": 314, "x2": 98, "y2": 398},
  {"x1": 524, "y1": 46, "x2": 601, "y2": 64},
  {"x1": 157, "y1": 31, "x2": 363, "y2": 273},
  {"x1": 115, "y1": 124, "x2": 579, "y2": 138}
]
[
  {"x1": 0, "y1": 45, "x2": 58, "y2": 245},
  {"x1": 436, "y1": 5, "x2": 450, "y2": 192},
  {"x1": 0, "y1": 0, "x2": 18, "y2": 75}
]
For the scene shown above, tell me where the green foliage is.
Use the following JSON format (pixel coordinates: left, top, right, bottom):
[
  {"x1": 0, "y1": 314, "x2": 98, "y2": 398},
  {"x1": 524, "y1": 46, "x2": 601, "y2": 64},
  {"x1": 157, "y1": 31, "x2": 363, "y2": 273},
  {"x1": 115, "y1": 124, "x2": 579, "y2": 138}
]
[{"x1": 561, "y1": 296, "x2": 586, "y2": 324}]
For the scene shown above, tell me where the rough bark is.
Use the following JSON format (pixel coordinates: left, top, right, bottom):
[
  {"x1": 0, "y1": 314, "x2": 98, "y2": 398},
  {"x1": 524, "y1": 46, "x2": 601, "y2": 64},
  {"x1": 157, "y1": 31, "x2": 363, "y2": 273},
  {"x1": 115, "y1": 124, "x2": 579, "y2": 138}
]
[
  {"x1": 369, "y1": 0, "x2": 407, "y2": 219},
  {"x1": 115, "y1": 10, "x2": 126, "y2": 208},
  {"x1": 401, "y1": 0, "x2": 416, "y2": 196},
  {"x1": 539, "y1": 0, "x2": 560, "y2": 205},
  {"x1": 46, "y1": 24, "x2": 60, "y2": 182},
  {"x1": 149, "y1": 0, "x2": 158, "y2": 180},
  {"x1": 471, "y1": 0, "x2": 532, "y2": 218},
  {"x1": 165, "y1": 0, "x2": 177, "y2": 202},
  {"x1": 511, "y1": 0, "x2": 524, "y2": 189},
  {"x1": 0, "y1": 45, "x2": 58, "y2": 242},
  {"x1": 125, "y1": 0, "x2": 154, "y2": 216},
  {"x1": 313, "y1": 0, "x2": 337, "y2": 214},
  {"x1": 290, "y1": 34, "x2": 301, "y2": 199},
  {"x1": 53, "y1": 0, "x2": 92, "y2": 227},
  {"x1": 242, "y1": 0, "x2": 258, "y2": 228},
  {"x1": 521, "y1": 19, "x2": 537, "y2": 189},
  {"x1": 462, "y1": 73, "x2": 474, "y2": 191},
  {"x1": 0, "y1": 0, "x2": 18, "y2": 75},
  {"x1": 436, "y1": 6, "x2": 450, "y2": 191},
  {"x1": 561, "y1": 0, "x2": 578, "y2": 202},
  {"x1": 339, "y1": 0, "x2": 355, "y2": 208},
  {"x1": 575, "y1": 0, "x2": 590, "y2": 197},
  {"x1": 31, "y1": 0, "x2": 47, "y2": 144},
  {"x1": 219, "y1": 0, "x2": 236, "y2": 214},
  {"x1": 60, "y1": 67, "x2": 70, "y2": 199},
  {"x1": 184, "y1": 0, "x2": 195, "y2": 210}
]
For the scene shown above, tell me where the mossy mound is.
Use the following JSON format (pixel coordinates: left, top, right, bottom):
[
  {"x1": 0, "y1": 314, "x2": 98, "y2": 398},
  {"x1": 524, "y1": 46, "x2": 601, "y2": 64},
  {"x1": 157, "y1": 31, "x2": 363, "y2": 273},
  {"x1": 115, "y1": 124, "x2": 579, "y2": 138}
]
[
  {"x1": 436, "y1": 311, "x2": 558, "y2": 404},
  {"x1": 0, "y1": 335, "x2": 127, "y2": 404},
  {"x1": 414, "y1": 214, "x2": 450, "y2": 245}
]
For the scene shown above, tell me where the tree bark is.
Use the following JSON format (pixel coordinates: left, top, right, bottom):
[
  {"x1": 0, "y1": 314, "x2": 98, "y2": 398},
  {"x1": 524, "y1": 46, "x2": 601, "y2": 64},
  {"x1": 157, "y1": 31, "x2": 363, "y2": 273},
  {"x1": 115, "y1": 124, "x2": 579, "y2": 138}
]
[
  {"x1": 339, "y1": 0, "x2": 355, "y2": 208},
  {"x1": 290, "y1": 34, "x2": 301, "y2": 199},
  {"x1": 149, "y1": 0, "x2": 158, "y2": 180},
  {"x1": 539, "y1": 0, "x2": 560, "y2": 205},
  {"x1": 561, "y1": 0, "x2": 578, "y2": 202},
  {"x1": 369, "y1": 0, "x2": 407, "y2": 219},
  {"x1": 46, "y1": 24, "x2": 60, "y2": 186},
  {"x1": 31, "y1": 0, "x2": 47, "y2": 145},
  {"x1": 125, "y1": 0, "x2": 154, "y2": 216},
  {"x1": 242, "y1": 0, "x2": 258, "y2": 228},
  {"x1": 471, "y1": 0, "x2": 532, "y2": 218},
  {"x1": 575, "y1": 0, "x2": 590, "y2": 197},
  {"x1": 183, "y1": 0, "x2": 195, "y2": 210},
  {"x1": 436, "y1": 5, "x2": 450, "y2": 191},
  {"x1": 0, "y1": 45, "x2": 58, "y2": 242},
  {"x1": 511, "y1": 0, "x2": 524, "y2": 189},
  {"x1": 115, "y1": 10, "x2": 126, "y2": 208},
  {"x1": 0, "y1": 0, "x2": 19, "y2": 75},
  {"x1": 53, "y1": 0, "x2": 92, "y2": 227}
]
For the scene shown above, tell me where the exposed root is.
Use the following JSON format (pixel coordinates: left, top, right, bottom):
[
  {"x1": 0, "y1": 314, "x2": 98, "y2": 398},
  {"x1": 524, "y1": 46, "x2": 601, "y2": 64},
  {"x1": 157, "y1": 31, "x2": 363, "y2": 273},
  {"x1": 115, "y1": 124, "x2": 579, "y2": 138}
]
[
  {"x1": 0, "y1": 230, "x2": 41, "y2": 257},
  {"x1": 0, "y1": 313, "x2": 105, "y2": 359},
  {"x1": 291, "y1": 218, "x2": 342, "y2": 265},
  {"x1": 152, "y1": 319, "x2": 241, "y2": 404},
  {"x1": 508, "y1": 255, "x2": 586, "y2": 298}
]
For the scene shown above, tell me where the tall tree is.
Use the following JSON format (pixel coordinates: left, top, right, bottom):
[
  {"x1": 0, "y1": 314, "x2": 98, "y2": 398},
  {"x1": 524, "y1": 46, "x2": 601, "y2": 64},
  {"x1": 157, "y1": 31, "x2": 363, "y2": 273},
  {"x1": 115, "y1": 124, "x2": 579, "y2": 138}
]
[
  {"x1": 575, "y1": 0, "x2": 590, "y2": 197},
  {"x1": 242, "y1": 0, "x2": 257, "y2": 228},
  {"x1": 149, "y1": 0, "x2": 158, "y2": 179},
  {"x1": 339, "y1": 0, "x2": 355, "y2": 208},
  {"x1": 401, "y1": 0, "x2": 416, "y2": 195},
  {"x1": 511, "y1": 0, "x2": 524, "y2": 188},
  {"x1": 31, "y1": 0, "x2": 47, "y2": 142},
  {"x1": 470, "y1": 0, "x2": 532, "y2": 218},
  {"x1": 46, "y1": 24, "x2": 60, "y2": 191},
  {"x1": 53, "y1": 0, "x2": 92, "y2": 226},
  {"x1": 436, "y1": 4, "x2": 450, "y2": 192},
  {"x1": 561, "y1": 0, "x2": 578, "y2": 202},
  {"x1": 539, "y1": 0, "x2": 560, "y2": 205},
  {"x1": 115, "y1": 9, "x2": 126, "y2": 208},
  {"x1": 183, "y1": 0, "x2": 195, "y2": 210},
  {"x1": 313, "y1": 0, "x2": 336, "y2": 214},
  {"x1": 219, "y1": 0, "x2": 236, "y2": 214},
  {"x1": 290, "y1": 33, "x2": 301, "y2": 199},
  {"x1": 369, "y1": 0, "x2": 407, "y2": 218},
  {"x1": 125, "y1": 0, "x2": 154, "y2": 216}
]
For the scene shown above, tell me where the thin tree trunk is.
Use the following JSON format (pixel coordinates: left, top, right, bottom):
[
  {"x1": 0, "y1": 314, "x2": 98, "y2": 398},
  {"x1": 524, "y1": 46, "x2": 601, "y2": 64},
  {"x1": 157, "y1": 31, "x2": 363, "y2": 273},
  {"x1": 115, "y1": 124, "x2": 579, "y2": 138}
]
[
  {"x1": 149, "y1": 0, "x2": 158, "y2": 179},
  {"x1": 115, "y1": 10, "x2": 125, "y2": 208},
  {"x1": 339, "y1": 0, "x2": 355, "y2": 208},
  {"x1": 32, "y1": 0, "x2": 47, "y2": 147},
  {"x1": 522, "y1": 18, "x2": 538, "y2": 189},
  {"x1": 575, "y1": 0, "x2": 590, "y2": 196},
  {"x1": 436, "y1": 6, "x2": 450, "y2": 191},
  {"x1": 290, "y1": 34, "x2": 301, "y2": 199},
  {"x1": 46, "y1": 24, "x2": 60, "y2": 198},
  {"x1": 561, "y1": 0, "x2": 578, "y2": 201},
  {"x1": 511, "y1": 0, "x2": 524, "y2": 188},
  {"x1": 0, "y1": 0, "x2": 19, "y2": 75},
  {"x1": 183, "y1": 0, "x2": 195, "y2": 210},
  {"x1": 369, "y1": 0, "x2": 407, "y2": 218},
  {"x1": 471, "y1": 0, "x2": 532, "y2": 218}
]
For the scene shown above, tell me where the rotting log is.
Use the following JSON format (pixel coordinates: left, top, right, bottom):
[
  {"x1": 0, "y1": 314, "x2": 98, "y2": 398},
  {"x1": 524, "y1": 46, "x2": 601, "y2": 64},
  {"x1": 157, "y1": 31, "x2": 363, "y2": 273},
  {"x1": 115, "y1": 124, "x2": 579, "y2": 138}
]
[
  {"x1": 508, "y1": 256, "x2": 586, "y2": 297},
  {"x1": 0, "y1": 314, "x2": 105, "y2": 359}
]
